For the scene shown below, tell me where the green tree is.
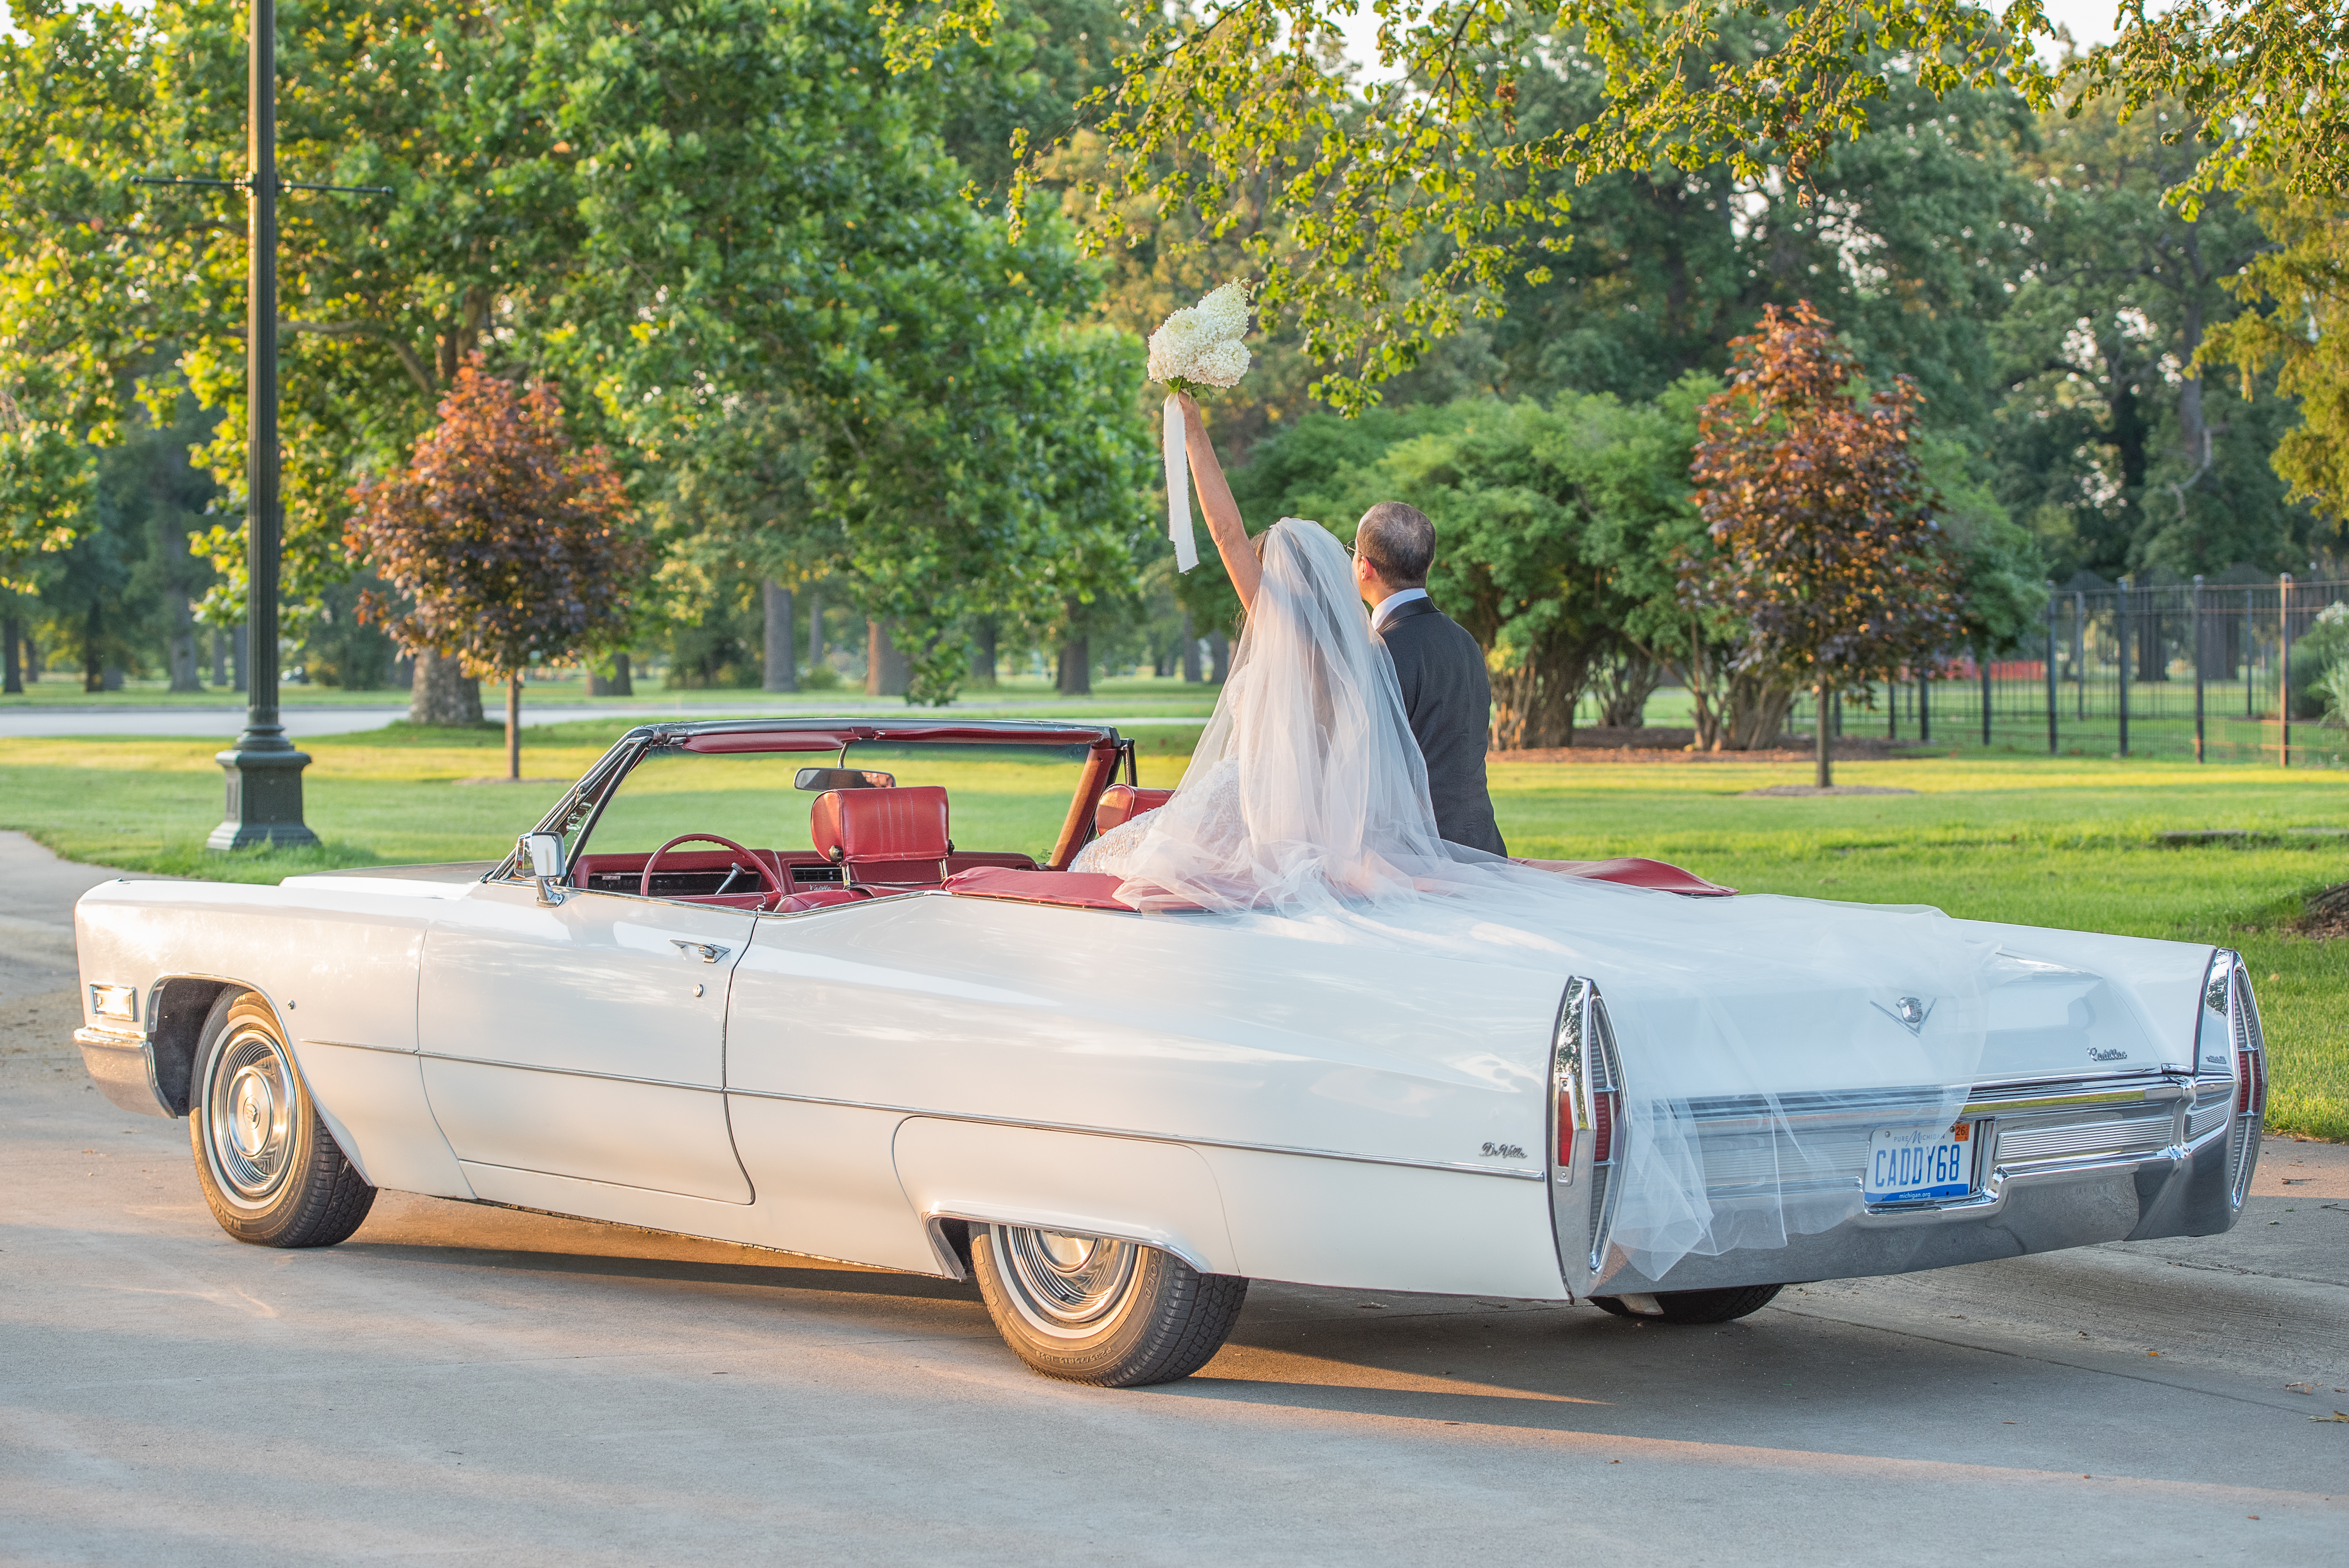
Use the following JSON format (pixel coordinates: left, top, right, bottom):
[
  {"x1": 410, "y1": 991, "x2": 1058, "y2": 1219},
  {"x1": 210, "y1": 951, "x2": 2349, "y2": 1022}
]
[
  {"x1": 524, "y1": 0, "x2": 1157, "y2": 704},
  {"x1": 2204, "y1": 177, "x2": 2349, "y2": 537},
  {"x1": 0, "y1": 393, "x2": 93, "y2": 592},
  {"x1": 883, "y1": 0, "x2": 2342, "y2": 413},
  {"x1": 1990, "y1": 92, "x2": 2305, "y2": 579},
  {"x1": 7, "y1": 0, "x2": 1150, "y2": 712},
  {"x1": 1487, "y1": 31, "x2": 2032, "y2": 432}
]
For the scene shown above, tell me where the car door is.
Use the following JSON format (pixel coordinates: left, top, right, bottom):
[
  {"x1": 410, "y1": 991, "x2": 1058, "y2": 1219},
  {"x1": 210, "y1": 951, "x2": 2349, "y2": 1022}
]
[{"x1": 418, "y1": 878, "x2": 755, "y2": 1203}]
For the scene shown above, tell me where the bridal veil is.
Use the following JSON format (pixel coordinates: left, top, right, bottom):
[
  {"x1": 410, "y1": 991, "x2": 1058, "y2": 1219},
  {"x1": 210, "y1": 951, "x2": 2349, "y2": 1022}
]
[{"x1": 1112, "y1": 516, "x2": 2001, "y2": 1282}]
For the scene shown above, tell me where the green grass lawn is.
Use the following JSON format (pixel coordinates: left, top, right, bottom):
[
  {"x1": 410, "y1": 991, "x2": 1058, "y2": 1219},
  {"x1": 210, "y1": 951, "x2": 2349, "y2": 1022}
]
[{"x1": 5, "y1": 725, "x2": 2343, "y2": 1140}]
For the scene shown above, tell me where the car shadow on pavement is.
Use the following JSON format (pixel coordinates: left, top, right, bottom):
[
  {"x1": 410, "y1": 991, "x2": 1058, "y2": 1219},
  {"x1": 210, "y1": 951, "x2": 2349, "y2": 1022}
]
[{"x1": 333, "y1": 1240, "x2": 986, "y2": 1303}]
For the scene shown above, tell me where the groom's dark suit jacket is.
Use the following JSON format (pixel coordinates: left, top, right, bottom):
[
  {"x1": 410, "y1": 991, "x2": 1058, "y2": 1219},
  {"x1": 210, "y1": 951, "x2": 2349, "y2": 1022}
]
[{"x1": 1376, "y1": 596, "x2": 1507, "y2": 856}]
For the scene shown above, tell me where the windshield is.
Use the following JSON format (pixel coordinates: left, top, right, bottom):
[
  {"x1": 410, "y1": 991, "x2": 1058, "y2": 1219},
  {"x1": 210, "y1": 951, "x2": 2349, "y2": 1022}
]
[
  {"x1": 573, "y1": 735, "x2": 1100, "y2": 868},
  {"x1": 583, "y1": 744, "x2": 831, "y2": 858}
]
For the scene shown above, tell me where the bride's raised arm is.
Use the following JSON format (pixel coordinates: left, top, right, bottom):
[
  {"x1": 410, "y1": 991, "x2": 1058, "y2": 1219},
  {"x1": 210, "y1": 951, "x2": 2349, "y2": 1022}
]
[{"x1": 1177, "y1": 392, "x2": 1261, "y2": 610}]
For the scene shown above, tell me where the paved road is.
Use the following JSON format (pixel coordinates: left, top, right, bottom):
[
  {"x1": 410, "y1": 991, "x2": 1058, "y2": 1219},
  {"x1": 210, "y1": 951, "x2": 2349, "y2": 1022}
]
[
  {"x1": 5, "y1": 836, "x2": 2344, "y2": 1564},
  {"x1": 0, "y1": 703, "x2": 1211, "y2": 740}
]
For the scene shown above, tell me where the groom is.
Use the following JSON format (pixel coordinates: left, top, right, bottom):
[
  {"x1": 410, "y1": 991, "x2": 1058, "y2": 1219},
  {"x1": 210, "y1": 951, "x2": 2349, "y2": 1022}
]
[{"x1": 1352, "y1": 504, "x2": 1507, "y2": 856}]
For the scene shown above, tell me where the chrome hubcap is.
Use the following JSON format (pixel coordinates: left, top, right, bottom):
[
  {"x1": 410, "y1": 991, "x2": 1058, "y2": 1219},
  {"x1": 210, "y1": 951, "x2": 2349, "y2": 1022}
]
[
  {"x1": 205, "y1": 1027, "x2": 296, "y2": 1205},
  {"x1": 996, "y1": 1226, "x2": 1139, "y2": 1340}
]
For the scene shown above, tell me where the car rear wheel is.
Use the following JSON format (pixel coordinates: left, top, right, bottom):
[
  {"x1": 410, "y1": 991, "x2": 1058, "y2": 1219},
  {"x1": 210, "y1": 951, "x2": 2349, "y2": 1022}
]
[
  {"x1": 1591, "y1": 1284, "x2": 1783, "y2": 1324},
  {"x1": 968, "y1": 1223, "x2": 1247, "y2": 1386},
  {"x1": 189, "y1": 990, "x2": 376, "y2": 1248}
]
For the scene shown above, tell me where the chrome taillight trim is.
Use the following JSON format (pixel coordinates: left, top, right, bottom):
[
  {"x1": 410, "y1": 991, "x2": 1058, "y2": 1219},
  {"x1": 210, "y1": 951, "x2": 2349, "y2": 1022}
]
[
  {"x1": 1586, "y1": 991, "x2": 1625, "y2": 1274},
  {"x1": 1547, "y1": 977, "x2": 1625, "y2": 1298},
  {"x1": 2198, "y1": 949, "x2": 2267, "y2": 1210},
  {"x1": 1551, "y1": 977, "x2": 1590, "y2": 1186}
]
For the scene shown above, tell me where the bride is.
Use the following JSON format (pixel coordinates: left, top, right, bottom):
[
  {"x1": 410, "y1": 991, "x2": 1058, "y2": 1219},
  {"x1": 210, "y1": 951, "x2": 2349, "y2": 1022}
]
[
  {"x1": 1071, "y1": 393, "x2": 1446, "y2": 912},
  {"x1": 1071, "y1": 391, "x2": 2013, "y2": 1284}
]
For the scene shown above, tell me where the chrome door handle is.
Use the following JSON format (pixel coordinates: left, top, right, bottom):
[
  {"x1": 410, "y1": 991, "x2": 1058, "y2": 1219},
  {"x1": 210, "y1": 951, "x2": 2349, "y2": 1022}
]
[{"x1": 671, "y1": 940, "x2": 731, "y2": 964}]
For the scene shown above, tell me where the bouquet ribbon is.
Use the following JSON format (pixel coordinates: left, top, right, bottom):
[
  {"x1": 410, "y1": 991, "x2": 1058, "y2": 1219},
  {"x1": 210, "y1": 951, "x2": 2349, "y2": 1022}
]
[{"x1": 1164, "y1": 394, "x2": 1198, "y2": 573}]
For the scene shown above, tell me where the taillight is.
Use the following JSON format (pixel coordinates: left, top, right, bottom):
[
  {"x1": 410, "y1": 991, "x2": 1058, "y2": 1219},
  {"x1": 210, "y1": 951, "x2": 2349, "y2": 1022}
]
[
  {"x1": 1557, "y1": 1094, "x2": 1575, "y2": 1170},
  {"x1": 1591, "y1": 1086, "x2": 1618, "y2": 1165},
  {"x1": 2238, "y1": 1049, "x2": 2254, "y2": 1114}
]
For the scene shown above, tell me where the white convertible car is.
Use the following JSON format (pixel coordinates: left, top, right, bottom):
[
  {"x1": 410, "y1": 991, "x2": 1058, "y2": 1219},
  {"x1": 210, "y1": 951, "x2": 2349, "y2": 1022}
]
[{"x1": 73, "y1": 718, "x2": 2269, "y2": 1385}]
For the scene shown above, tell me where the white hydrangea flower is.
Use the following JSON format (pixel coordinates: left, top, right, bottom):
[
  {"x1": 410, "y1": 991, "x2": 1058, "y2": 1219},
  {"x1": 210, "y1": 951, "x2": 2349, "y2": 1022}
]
[{"x1": 1148, "y1": 281, "x2": 1253, "y2": 389}]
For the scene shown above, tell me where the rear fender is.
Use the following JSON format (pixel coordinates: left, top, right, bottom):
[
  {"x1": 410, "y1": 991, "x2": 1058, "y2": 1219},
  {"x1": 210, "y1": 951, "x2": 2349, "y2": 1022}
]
[{"x1": 893, "y1": 1118, "x2": 1239, "y2": 1278}]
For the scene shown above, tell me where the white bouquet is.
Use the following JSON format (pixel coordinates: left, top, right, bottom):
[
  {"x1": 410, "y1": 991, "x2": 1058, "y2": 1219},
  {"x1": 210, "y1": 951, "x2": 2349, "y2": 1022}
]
[
  {"x1": 1148, "y1": 281, "x2": 1253, "y2": 394},
  {"x1": 1151, "y1": 282, "x2": 1253, "y2": 571}
]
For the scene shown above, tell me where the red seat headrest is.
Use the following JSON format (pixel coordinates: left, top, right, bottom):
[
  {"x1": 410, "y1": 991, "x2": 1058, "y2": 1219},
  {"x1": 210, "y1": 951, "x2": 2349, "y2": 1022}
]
[
  {"x1": 812, "y1": 785, "x2": 951, "y2": 869},
  {"x1": 1095, "y1": 785, "x2": 1173, "y2": 834}
]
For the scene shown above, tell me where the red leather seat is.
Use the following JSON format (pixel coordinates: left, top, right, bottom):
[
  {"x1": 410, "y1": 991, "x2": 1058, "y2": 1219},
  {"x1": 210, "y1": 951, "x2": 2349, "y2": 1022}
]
[
  {"x1": 811, "y1": 785, "x2": 952, "y2": 888},
  {"x1": 1095, "y1": 785, "x2": 1173, "y2": 834}
]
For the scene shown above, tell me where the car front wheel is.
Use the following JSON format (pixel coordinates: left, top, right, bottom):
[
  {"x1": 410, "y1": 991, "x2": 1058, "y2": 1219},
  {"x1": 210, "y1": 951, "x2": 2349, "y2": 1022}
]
[
  {"x1": 190, "y1": 990, "x2": 376, "y2": 1248},
  {"x1": 969, "y1": 1223, "x2": 1247, "y2": 1386}
]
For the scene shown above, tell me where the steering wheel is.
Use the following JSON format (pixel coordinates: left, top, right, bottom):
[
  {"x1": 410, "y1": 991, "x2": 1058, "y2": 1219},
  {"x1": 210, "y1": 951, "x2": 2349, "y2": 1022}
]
[{"x1": 640, "y1": 833, "x2": 785, "y2": 905}]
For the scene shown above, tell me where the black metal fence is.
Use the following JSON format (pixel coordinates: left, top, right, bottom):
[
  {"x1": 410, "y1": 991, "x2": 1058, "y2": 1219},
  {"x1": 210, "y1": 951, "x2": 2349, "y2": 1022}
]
[{"x1": 1787, "y1": 574, "x2": 2349, "y2": 767}]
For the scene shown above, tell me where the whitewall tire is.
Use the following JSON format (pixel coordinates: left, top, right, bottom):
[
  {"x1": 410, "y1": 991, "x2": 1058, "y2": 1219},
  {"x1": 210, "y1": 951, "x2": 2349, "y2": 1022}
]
[
  {"x1": 189, "y1": 990, "x2": 376, "y2": 1248},
  {"x1": 969, "y1": 1224, "x2": 1247, "y2": 1386}
]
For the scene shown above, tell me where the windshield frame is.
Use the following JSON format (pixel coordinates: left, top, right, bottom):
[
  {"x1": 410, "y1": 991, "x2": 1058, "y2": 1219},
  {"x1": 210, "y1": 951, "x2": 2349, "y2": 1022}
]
[{"x1": 507, "y1": 719, "x2": 1133, "y2": 886}]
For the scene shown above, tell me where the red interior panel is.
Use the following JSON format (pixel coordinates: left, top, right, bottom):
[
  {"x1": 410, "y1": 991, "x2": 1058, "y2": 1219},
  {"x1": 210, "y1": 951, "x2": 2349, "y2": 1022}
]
[
  {"x1": 943, "y1": 867, "x2": 1137, "y2": 912},
  {"x1": 1538, "y1": 857, "x2": 1736, "y2": 897},
  {"x1": 574, "y1": 848, "x2": 788, "y2": 878}
]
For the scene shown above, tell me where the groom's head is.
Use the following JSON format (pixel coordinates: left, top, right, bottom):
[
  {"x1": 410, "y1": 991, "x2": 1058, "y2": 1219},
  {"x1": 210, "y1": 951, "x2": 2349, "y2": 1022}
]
[{"x1": 1353, "y1": 502, "x2": 1434, "y2": 607}]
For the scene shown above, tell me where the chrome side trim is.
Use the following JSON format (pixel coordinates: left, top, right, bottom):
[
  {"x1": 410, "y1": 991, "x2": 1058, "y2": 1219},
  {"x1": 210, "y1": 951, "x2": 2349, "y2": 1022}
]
[
  {"x1": 298, "y1": 1038, "x2": 416, "y2": 1056},
  {"x1": 1970, "y1": 1065, "x2": 2168, "y2": 1091},
  {"x1": 417, "y1": 1051, "x2": 723, "y2": 1093},
  {"x1": 73, "y1": 1025, "x2": 145, "y2": 1050},
  {"x1": 727, "y1": 1087, "x2": 1551, "y2": 1182},
  {"x1": 408, "y1": 1049, "x2": 1548, "y2": 1181}
]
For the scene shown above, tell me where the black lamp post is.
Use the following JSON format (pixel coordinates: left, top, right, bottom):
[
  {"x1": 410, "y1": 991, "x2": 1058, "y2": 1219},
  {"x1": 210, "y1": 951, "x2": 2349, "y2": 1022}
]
[
  {"x1": 129, "y1": 5, "x2": 387, "y2": 848},
  {"x1": 207, "y1": 0, "x2": 316, "y2": 849}
]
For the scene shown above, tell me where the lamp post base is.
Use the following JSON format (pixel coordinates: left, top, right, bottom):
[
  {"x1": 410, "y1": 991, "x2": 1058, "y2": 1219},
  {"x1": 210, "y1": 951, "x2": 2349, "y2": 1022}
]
[{"x1": 207, "y1": 737, "x2": 319, "y2": 850}]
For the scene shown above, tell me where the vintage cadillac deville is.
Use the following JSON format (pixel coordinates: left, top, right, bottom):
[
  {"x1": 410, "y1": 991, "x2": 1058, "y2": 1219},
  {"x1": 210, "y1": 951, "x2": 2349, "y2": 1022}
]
[{"x1": 72, "y1": 717, "x2": 2269, "y2": 1386}]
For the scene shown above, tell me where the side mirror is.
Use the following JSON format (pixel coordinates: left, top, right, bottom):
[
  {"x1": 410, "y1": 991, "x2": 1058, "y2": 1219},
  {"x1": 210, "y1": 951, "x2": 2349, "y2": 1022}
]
[
  {"x1": 520, "y1": 832, "x2": 567, "y2": 905},
  {"x1": 794, "y1": 767, "x2": 896, "y2": 791}
]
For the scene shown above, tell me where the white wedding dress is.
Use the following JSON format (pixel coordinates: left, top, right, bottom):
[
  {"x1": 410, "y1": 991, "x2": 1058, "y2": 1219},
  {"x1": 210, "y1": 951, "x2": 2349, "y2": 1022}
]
[{"x1": 1069, "y1": 517, "x2": 2013, "y2": 1282}]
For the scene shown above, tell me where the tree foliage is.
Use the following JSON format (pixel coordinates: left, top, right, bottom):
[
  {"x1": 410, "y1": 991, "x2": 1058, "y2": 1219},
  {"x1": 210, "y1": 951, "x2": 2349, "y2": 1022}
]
[
  {"x1": 0, "y1": 0, "x2": 1150, "y2": 703},
  {"x1": 0, "y1": 395, "x2": 94, "y2": 591},
  {"x1": 882, "y1": 0, "x2": 2341, "y2": 415},
  {"x1": 1687, "y1": 303, "x2": 1966, "y2": 771},
  {"x1": 2204, "y1": 177, "x2": 2349, "y2": 532},
  {"x1": 346, "y1": 359, "x2": 640, "y2": 767}
]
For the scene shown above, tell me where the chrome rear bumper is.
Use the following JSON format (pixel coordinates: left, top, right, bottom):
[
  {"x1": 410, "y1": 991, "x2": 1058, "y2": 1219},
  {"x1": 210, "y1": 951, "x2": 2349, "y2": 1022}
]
[
  {"x1": 1593, "y1": 1122, "x2": 2240, "y2": 1294},
  {"x1": 1574, "y1": 949, "x2": 2270, "y2": 1298}
]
